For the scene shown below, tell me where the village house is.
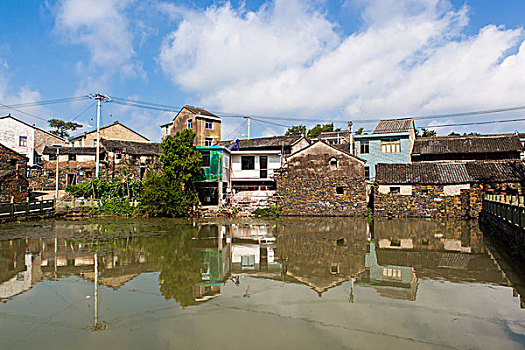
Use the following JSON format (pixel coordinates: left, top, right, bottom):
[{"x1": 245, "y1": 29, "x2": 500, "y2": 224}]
[
  {"x1": 68, "y1": 121, "x2": 149, "y2": 147},
  {"x1": 374, "y1": 160, "x2": 525, "y2": 218},
  {"x1": 353, "y1": 118, "x2": 416, "y2": 181},
  {"x1": 100, "y1": 139, "x2": 161, "y2": 180},
  {"x1": 0, "y1": 114, "x2": 65, "y2": 167},
  {"x1": 39, "y1": 146, "x2": 101, "y2": 190},
  {"x1": 216, "y1": 135, "x2": 310, "y2": 191},
  {"x1": 194, "y1": 146, "x2": 231, "y2": 206},
  {"x1": 0, "y1": 142, "x2": 29, "y2": 202},
  {"x1": 161, "y1": 105, "x2": 221, "y2": 147},
  {"x1": 275, "y1": 140, "x2": 368, "y2": 216},
  {"x1": 411, "y1": 133, "x2": 522, "y2": 162},
  {"x1": 318, "y1": 130, "x2": 352, "y2": 145}
]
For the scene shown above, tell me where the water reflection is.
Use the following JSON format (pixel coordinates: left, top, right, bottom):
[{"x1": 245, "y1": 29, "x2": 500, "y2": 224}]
[{"x1": 0, "y1": 218, "x2": 524, "y2": 346}]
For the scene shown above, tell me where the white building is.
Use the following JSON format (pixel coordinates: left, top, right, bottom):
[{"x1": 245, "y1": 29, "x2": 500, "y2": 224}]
[{"x1": 0, "y1": 115, "x2": 65, "y2": 167}]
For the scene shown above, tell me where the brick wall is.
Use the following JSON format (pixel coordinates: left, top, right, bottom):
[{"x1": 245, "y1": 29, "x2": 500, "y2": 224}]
[{"x1": 0, "y1": 172, "x2": 28, "y2": 202}]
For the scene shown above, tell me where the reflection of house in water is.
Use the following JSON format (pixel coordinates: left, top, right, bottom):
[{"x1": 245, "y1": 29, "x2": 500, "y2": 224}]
[
  {"x1": 0, "y1": 253, "x2": 43, "y2": 302},
  {"x1": 276, "y1": 223, "x2": 368, "y2": 294},
  {"x1": 357, "y1": 241, "x2": 418, "y2": 301},
  {"x1": 193, "y1": 223, "x2": 231, "y2": 303}
]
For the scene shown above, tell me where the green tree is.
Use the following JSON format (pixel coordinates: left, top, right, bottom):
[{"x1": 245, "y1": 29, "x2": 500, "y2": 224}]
[
  {"x1": 285, "y1": 125, "x2": 306, "y2": 136},
  {"x1": 48, "y1": 118, "x2": 83, "y2": 138},
  {"x1": 416, "y1": 128, "x2": 437, "y2": 137},
  {"x1": 355, "y1": 127, "x2": 364, "y2": 135},
  {"x1": 140, "y1": 129, "x2": 202, "y2": 217},
  {"x1": 307, "y1": 123, "x2": 334, "y2": 138},
  {"x1": 449, "y1": 132, "x2": 460, "y2": 136}
]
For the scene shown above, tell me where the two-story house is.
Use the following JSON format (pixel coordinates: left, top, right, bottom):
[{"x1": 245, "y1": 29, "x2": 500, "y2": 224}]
[
  {"x1": 0, "y1": 115, "x2": 65, "y2": 167},
  {"x1": 161, "y1": 105, "x2": 221, "y2": 147},
  {"x1": 216, "y1": 135, "x2": 310, "y2": 191},
  {"x1": 194, "y1": 146, "x2": 231, "y2": 206},
  {"x1": 353, "y1": 118, "x2": 416, "y2": 181},
  {"x1": 68, "y1": 121, "x2": 149, "y2": 147}
]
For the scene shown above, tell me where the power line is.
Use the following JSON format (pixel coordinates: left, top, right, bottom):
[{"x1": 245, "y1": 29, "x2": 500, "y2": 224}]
[
  {"x1": 0, "y1": 101, "x2": 48, "y2": 122},
  {"x1": 4, "y1": 96, "x2": 88, "y2": 108},
  {"x1": 70, "y1": 102, "x2": 96, "y2": 122}
]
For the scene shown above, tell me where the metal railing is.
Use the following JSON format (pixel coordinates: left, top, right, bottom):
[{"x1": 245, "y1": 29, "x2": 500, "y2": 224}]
[
  {"x1": 0, "y1": 199, "x2": 55, "y2": 218},
  {"x1": 483, "y1": 194, "x2": 525, "y2": 229}
]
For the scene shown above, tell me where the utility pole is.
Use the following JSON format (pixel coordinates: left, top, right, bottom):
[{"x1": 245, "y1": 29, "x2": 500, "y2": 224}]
[
  {"x1": 88, "y1": 93, "x2": 111, "y2": 177},
  {"x1": 244, "y1": 116, "x2": 251, "y2": 139},
  {"x1": 55, "y1": 147, "x2": 59, "y2": 199}
]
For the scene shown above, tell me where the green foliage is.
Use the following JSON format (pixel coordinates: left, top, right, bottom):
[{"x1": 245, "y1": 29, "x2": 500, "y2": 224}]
[
  {"x1": 65, "y1": 178, "x2": 142, "y2": 199},
  {"x1": 48, "y1": 118, "x2": 83, "y2": 138},
  {"x1": 285, "y1": 125, "x2": 306, "y2": 136},
  {"x1": 307, "y1": 123, "x2": 334, "y2": 138},
  {"x1": 252, "y1": 205, "x2": 281, "y2": 217},
  {"x1": 89, "y1": 197, "x2": 136, "y2": 217},
  {"x1": 416, "y1": 128, "x2": 437, "y2": 137},
  {"x1": 449, "y1": 131, "x2": 481, "y2": 136},
  {"x1": 138, "y1": 227, "x2": 202, "y2": 307},
  {"x1": 139, "y1": 129, "x2": 202, "y2": 217},
  {"x1": 355, "y1": 127, "x2": 364, "y2": 135}
]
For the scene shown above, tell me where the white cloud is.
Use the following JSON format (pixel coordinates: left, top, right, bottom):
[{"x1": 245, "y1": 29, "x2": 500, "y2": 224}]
[
  {"x1": 54, "y1": 0, "x2": 145, "y2": 90},
  {"x1": 158, "y1": 0, "x2": 525, "y2": 134}
]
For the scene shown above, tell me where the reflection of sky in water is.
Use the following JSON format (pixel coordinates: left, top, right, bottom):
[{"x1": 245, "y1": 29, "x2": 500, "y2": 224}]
[{"x1": 0, "y1": 218, "x2": 523, "y2": 350}]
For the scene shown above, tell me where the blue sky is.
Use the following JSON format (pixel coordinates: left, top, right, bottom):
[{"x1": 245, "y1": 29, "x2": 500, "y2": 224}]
[{"x1": 1, "y1": 0, "x2": 525, "y2": 141}]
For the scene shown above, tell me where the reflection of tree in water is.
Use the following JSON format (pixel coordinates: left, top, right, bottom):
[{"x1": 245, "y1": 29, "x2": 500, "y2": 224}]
[{"x1": 138, "y1": 227, "x2": 202, "y2": 307}]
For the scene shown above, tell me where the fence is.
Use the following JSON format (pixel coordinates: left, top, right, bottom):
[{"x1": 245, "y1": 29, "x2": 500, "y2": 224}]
[
  {"x1": 0, "y1": 199, "x2": 55, "y2": 218},
  {"x1": 483, "y1": 194, "x2": 525, "y2": 229}
]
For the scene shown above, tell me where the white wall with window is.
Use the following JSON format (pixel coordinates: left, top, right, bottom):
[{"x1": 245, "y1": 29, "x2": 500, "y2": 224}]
[
  {"x1": 230, "y1": 151, "x2": 281, "y2": 180},
  {"x1": 0, "y1": 117, "x2": 35, "y2": 165},
  {"x1": 380, "y1": 139, "x2": 401, "y2": 153}
]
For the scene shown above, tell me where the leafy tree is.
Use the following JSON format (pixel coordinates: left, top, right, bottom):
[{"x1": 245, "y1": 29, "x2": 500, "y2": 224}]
[
  {"x1": 463, "y1": 132, "x2": 480, "y2": 136},
  {"x1": 307, "y1": 123, "x2": 334, "y2": 138},
  {"x1": 355, "y1": 127, "x2": 364, "y2": 135},
  {"x1": 48, "y1": 118, "x2": 83, "y2": 138},
  {"x1": 285, "y1": 125, "x2": 306, "y2": 136},
  {"x1": 449, "y1": 132, "x2": 460, "y2": 136},
  {"x1": 416, "y1": 128, "x2": 437, "y2": 137},
  {"x1": 140, "y1": 129, "x2": 202, "y2": 217}
]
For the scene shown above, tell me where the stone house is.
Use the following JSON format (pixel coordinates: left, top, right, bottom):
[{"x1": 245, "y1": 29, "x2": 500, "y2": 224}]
[
  {"x1": 39, "y1": 146, "x2": 102, "y2": 190},
  {"x1": 275, "y1": 141, "x2": 368, "y2": 216},
  {"x1": 217, "y1": 135, "x2": 310, "y2": 191},
  {"x1": 194, "y1": 146, "x2": 231, "y2": 207},
  {"x1": 101, "y1": 139, "x2": 161, "y2": 180},
  {"x1": 68, "y1": 121, "x2": 149, "y2": 147},
  {"x1": 353, "y1": 118, "x2": 416, "y2": 181},
  {"x1": 411, "y1": 133, "x2": 523, "y2": 162},
  {"x1": 0, "y1": 143, "x2": 29, "y2": 202},
  {"x1": 161, "y1": 105, "x2": 221, "y2": 147},
  {"x1": 374, "y1": 161, "x2": 525, "y2": 218},
  {"x1": 0, "y1": 114, "x2": 65, "y2": 167}
]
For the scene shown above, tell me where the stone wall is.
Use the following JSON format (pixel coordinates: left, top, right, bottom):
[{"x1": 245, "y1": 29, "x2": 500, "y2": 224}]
[
  {"x1": 0, "y1": 144, "x2": 27, "y2": 174},
  {"x1": 374, "y1": 182, "x2": 521, "y2": 218},
  {"x1": 0, "y1": 172, "x2": 28, "y2": 202}
]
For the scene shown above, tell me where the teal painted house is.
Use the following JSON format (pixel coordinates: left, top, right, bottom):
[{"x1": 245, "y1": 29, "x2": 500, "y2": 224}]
[
  {"x1": 353, "y1": 118, "x2": 415, "y2": 181},
  {"x1": 194, "y1": 146, "x2": 231, "y2": 206}
]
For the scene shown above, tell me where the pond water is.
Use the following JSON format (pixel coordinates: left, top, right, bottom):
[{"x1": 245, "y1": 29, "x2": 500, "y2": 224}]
[{"x1": 0, "y1": 218, "x2": 523, "y2": 349}]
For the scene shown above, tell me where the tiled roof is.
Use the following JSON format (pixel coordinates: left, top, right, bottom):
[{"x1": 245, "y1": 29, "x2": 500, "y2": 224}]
[
  {"x1": 68, "y1": 121, "x2": 150, "y2": 141},
  {"x1": 0, "y1": 170, "x2": 15, "y2": 179},
  {"x1": 376, "y1": 161, "x2": 525, "y2": 184},
  {"x1": 0, "y1": 142, "x2": 29, "y2": 161},
  {"x1": 101, "y1": 139, "x2": 161, "y2": 155},
  {"x1": 332, "y1": 143, "x2": 352, "y2": 155},
  {"x1": 43, "y1": 146, "x2": 99, "y2": 155},
  {"x1": 216, "y1": 135, "x2": 303, "y2": 149},
  {"x1": 372, "y1": 118, "x2": 414, "y2": 134},
  {"x1": 0, "y1": 115, "x2": 66, "y2": 141},
  {"x1": 183, "y1": 105, "x2": 218, "y2": 118},
  {"x1": 412, "y1": 134, "x2": 523, "y2": 155}
]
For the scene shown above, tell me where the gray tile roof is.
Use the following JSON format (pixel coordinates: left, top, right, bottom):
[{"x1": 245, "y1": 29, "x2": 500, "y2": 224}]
[
  {"x1": 318, "y1": 131, "x2": 351, "y2": 138},
  {"x1": 376, "y1": 161, "x2": 525, "y2": 184},
  {"x1": 216, "y1": 135, "x2": 303, "y2": 149},
  {"x1": 183, "y1": 105, "x2": 218, "y2": 118},
  {"x1": 412, "y1": 134, "x2": 523, "y2": 155},
  {"x1": 101, "y1": 139, "x2": 161, "y2": 155},
  {"x1": 372, "y1": 118, "x2": 414, "y2": 134},
  {"x1": 43, "y1": 146, "x2": 99, "y2": 155}
]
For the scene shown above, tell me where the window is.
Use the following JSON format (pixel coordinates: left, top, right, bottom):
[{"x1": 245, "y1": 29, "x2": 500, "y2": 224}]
[
  {"x1": 241, "y1": 156, "x2": 255, "y2": 170},
  {"x1": 35, "y1": 155, "x2": 42, "y2": 164},
  {"x1": 360, "y1": 140, "x2": 369, "y2": 154},
  {"x1": 381, "y1": 139, "x2": 401, "y2": 153},
  {"x1": 49, "y1": 154, "x2": 57, "y2": 161},
  {"x1": 204, "y1": 138, "x2": 213, "y2": 146},
  {"x1": 205, "y1": 121, "x2": 213, "y2": 129},
  {"x1": 336, "y1": 186, "x2": 344, "y2": 195},
  {"x1": 93, "y1": 139, "x2": 97, "y2": 147},
  {"x1": 68, "y1": 154, "x2": 76, "y2": 161},
  {"x1": 116, "y1": 153, "x2": 122, "y2": 160},
  {"x1": 390, "y1": 187, "x2": 400, "y2": 193},
  {"x1": 365, "y1": 166, "x2": 370, "y2": 180},
  {"x1": 187, "y1": 119, "x2": 193, "y2": 129},
  {"x1": 201, "y1": 151, "x2": 211, "y2": 167},
  {"x1": 19, "y1": 136, "x2": 27, "y2": 147},
  {"x1": 330, "y1": 157, "x2": 338, "y2": 170}
]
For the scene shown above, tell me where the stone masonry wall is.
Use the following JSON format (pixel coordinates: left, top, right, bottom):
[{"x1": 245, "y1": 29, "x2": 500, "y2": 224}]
[
  {"x1": 276, "y1": 174, "x2": 367, "y2": 216},
  {"x1": 0, "y1": 173, "x2": 28, "y2": 202},
  {"x1": 374, "y1": 182, "x2": 520, "y2": 218}
]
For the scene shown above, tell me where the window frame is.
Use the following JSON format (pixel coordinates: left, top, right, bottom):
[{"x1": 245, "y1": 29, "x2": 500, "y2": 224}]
[
  {"x1": 380, "y1": 139, "x2": 401, "y2": 153},
  {"x1": 364, "y1": 166, "x2": 370, "y2": 180},
  {"x1": 360, "y1": 140, "x2": 369, "y2": 154},
  {"x1": 19, "y1": 136, "x2": 27, "y2": 147},
  {"x1": 187, "y1": 119, "x2": 193, "y2": 129},
  {"x1": 68, "y1": 154, "x2": 77, "y2": 161},
  {"x1": 204, "y1": 138, "x2": 213, "y2": 146},
  {"x1": 201, "y1": 151, "x2": 211, "y2": 167},
  {"x1": 205, "y1": 121, "x2": 213, "y2": 130},
  {"x1": 336, "y1": 186, "x2": 344, "y2": 195},
  {"x1": 241, "y1": 155, "x2": 255, "y2": 170}
]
